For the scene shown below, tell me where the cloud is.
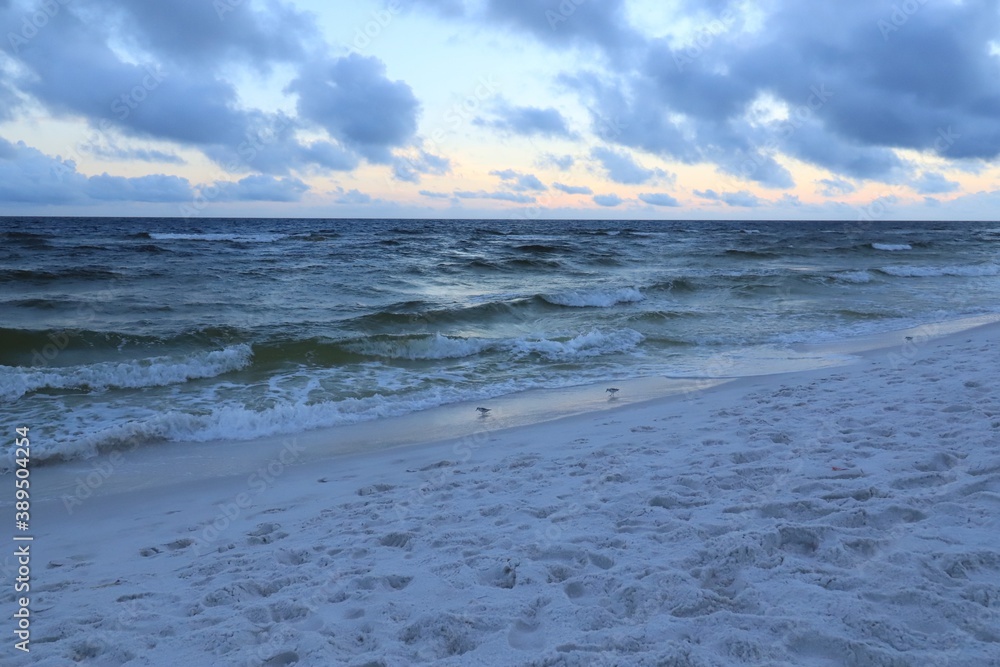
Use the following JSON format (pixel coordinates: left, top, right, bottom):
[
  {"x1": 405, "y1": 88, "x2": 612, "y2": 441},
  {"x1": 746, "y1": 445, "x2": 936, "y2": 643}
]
[
  {"x1": 593, "y1": 193, "x2": 623, "y2": 207},
  {"x1": 84, "y1": 143, "x2": 185, "y2": 164},
  {"x1": 393, "y1": 149, "x2": 451, "y2": 183},
  {"x1": 86, "y1": 173, "x2": 192, "y2": 202},
  {"x1": 289, "y1": 54, "x2": 419, "y2": 164},
  {"x1": 418, "y1": 190, "x2": 453, "y2": 199},
  {"x1": 590, "y1": 146, "x2": 667, "y2": 185},
  {"x1": 913, "y1": 171, "x2": 959, "y2": 195},
  {"x1": 817, "y1": 178, "x2": 856, "y2": 197},
  {"x1": 406, "y1": 0, "x2": 468, "y2": 18},
  {"x1": 0, "y1": 136, "x2": 198, "y2": 203},
  {"x1": 333, "y1": 188, "x2": 373, "y2": 205},
  {"x1": 490, "y1": 169, "x2": 547, "y2": 191},
  {"x1": 550, "y1": 1, "x2": 1000, "y2": 188},
  {"x1": 479, "y1": 102, "x2": 577, "y2": 139},
  {"x1": 694, "y1": 188, "x2": 765, "y2": 207},
  {"x1": 454, "y1": 189, "x2": 536, "y2": 203},
  {"x1": 552, "y1": 183, "x2": 592, "y2": 195},
  {"x1": 211, "y1": 175, "x2": 309, "y2": 202},
  {"x1": 638, "y1": 192, "x2": 680, "y2": 207},
  {"x1": 0, "y1": 1, "x2": 423, "y2": 178},
  {"x1": 537, "y1": 153, "x2": 575, "y2": 170},
  {"x1": 483, "y1": 0, "x2": 640, "y2": 59},
  {"x1": 85, "y1": 0, "x2": 315, "y2": 68}
]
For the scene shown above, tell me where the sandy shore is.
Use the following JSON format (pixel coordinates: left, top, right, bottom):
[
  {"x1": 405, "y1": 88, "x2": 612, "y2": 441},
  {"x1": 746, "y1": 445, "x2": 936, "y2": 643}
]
[{"x1": 8, "y1": 320, "x2": 1000, "y2": 666}]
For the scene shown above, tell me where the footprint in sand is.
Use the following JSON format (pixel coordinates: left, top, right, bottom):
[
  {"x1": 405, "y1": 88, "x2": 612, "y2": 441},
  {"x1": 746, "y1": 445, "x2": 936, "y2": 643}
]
[{"x1": 247, "y1": 522, "x2": 288, "y2": 545}]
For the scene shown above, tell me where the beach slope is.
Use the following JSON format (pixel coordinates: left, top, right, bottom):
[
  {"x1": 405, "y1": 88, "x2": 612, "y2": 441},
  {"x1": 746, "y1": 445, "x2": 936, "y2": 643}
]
[{"x1": 13, "y1": 323, "x2": 1000, "y2": 666}]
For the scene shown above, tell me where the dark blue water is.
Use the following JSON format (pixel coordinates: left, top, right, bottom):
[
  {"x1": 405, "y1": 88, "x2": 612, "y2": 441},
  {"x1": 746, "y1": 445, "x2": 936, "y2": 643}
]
[{"x1": 2, "y1": 217, "x2": 998, "y2": 463}]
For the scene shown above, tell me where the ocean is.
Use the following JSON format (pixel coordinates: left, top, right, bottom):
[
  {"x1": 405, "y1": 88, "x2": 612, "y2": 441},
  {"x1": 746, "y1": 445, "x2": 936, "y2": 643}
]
[{"x1": 2, "y1": 217, "x2": 998, "y2": 465}]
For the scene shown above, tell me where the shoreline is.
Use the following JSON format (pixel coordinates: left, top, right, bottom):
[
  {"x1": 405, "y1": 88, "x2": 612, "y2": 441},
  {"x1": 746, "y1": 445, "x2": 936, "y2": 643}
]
[
  {"x1": 24, "y1": 312, "x2": 1000, "y2": 503},
  {"x1": 9, "y1": 314, "x2": 1000, "y2": 664}
]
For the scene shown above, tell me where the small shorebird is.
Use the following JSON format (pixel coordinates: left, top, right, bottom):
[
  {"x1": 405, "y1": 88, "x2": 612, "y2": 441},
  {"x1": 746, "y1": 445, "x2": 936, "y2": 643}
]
[
  {"x1": 606, "y1": 387, "x2": 619, "y2": 397},
  {"x1": 476, "y1": 407, "x2": 491, "y2": 415}
]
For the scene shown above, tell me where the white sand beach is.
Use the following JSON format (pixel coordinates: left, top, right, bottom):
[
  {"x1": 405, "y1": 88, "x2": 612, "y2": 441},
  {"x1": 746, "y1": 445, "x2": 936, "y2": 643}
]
[{"x1": 12, "y1": 321, "x2": 1000, "y2": 666}]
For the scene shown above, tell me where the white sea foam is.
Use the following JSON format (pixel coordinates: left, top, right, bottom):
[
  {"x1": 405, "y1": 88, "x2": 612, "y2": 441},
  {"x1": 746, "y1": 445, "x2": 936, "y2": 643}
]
[
  {"x1": 871, "y1": 243, "x2": 912, "y2": 251},
  {"x1": 0, "y1": 345, "x2": 253, "y2": 402},
  {"x1": 543, "y1": 287, "x2": 645, "y2": 308},
  {"x1": 352, "y1": 328, "x2": 645, "y2": 362},
  {"x1": 879, "y1": 263, "x2": 1000, "y2": 278},
  {"x1": 58, "y1": 378, "x2": 538, "y2": 459},
  {"x1": 509, "y1": 328, "x2": 644, "y2": 361}
]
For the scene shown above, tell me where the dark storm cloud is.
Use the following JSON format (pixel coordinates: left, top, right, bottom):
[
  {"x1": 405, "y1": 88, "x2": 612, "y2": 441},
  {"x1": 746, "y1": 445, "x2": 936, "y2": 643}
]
[
  {"x1": 514, "y1": 1, "x2": 1000, "y2": 184},
  {"x1": 0, "y1": 136, "x2": 307, "y2": 204},
  {"x1": 288, "y1": 53, "x2": 420, "y2": 164},
  {"x1": 479, "y1": 102, "x2": 577, "y2": 139},
  {"x1": 483, "y1": 0, "x2": 639, "y2": 57},
  {"x1": 1, "y1": 1, "x2": 421, "y2": 182},
  {"x1": 89, "y1": 0, "x2": 316, "y2": 67},
  {"x1": 0, "y1": 137, "x2": 86, "y2": 203},
  {"x1": 0, "y1": 136, "x2": 191, "y2": 202}
]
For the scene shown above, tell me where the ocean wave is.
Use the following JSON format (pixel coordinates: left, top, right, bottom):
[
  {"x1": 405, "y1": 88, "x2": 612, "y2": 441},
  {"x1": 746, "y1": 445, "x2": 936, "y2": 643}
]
[
  {"x1": 509, "y1": 329, "x2": 644, "y2": 361},
  {"x1": 0, "y1": 345, "x2": 252, "y2": 402},
  {"x1": 513, "y1": 243, "x2": 569, "y2": 254},
  {"x1": 871, "y1": 243, "x2": 912, "y2": 251},
  {"x1": 832, "y1": 270, "x2": 875, "y2": 284},
  {"x1": 351, "y1": 333, "x2": 496, "y2": 360},
  {"x1": 542, "y1": 287, "x2": 645, "y2": 308},
  {"x1": 347, "y1": 328, "x2": 644, "y2": 363},
  {"x1": 33, "y1": 379, "x2": 535, "y2": 462},
  {"x1": 878, "y1": 263, "x2": 1000, "y2": 278},
  {"x1": 467, "y1": 257, "x2": 564, "y2": 271},
  {"x1": 0, "y1": 267, "x2": 122, "y2": 283},
  {"x1": 148, "y1": 232, "x2": 288, "y2": 243}
]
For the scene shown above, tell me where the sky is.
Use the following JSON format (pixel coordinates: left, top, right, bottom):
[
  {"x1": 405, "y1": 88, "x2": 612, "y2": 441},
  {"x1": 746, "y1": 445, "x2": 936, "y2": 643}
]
[{"x1": 1, "y1": 0, "x2": 999, "y2": 220}]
